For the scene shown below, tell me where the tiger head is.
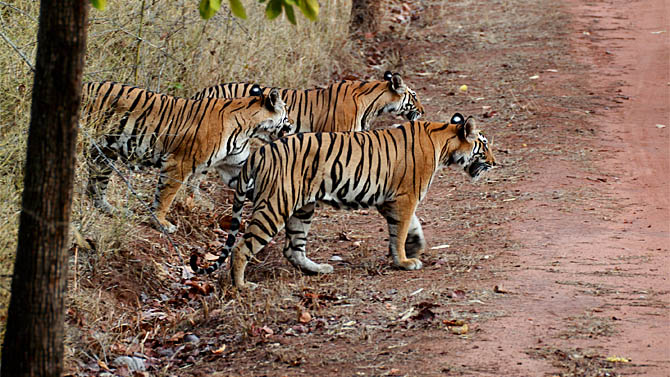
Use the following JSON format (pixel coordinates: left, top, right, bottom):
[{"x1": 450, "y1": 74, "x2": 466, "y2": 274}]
[
  {"x1": 441, "y1": 113, "x2": 496, "y2": 181},
  {"x1": 380, "y1": 71, "x2": 425, "y2": 121},
  {"x1": 250, "y1": 85, "x2": 296, "y2": 142}
]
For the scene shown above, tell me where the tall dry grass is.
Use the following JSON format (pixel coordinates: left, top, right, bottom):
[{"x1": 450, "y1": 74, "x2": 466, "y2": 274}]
[{"x1": 0, "y1": 0, "x2": 354, "y2": 353}]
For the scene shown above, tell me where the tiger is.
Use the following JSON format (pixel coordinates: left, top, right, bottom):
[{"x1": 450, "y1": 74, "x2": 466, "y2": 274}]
[
  {"x1": 190, "y1": 113, "x2": 497, "y2": 288},
  {"x1": 192, "y1": 71, "x2": 425, "y2": 133},
  {"x1": 81, "y1": 81, "x2": 295, "y2": 233}
]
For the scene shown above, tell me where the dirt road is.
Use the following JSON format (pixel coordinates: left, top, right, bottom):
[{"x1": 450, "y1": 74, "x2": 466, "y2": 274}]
[{"x1": 445, "y1": 0, "x2": 670, "y2": 375}]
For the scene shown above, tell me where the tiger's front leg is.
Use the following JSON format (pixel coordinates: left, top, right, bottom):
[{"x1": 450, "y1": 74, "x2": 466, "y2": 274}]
[
  {"x1": 152, "y1": 158, "x2": 190, "y2": 233},
  {"x1": 378, "y1": 198, "x2": 423, "y2": 270},
  {"x1": 405, "y1": 214, "x2": 426, "y2": 259},
  {"x1": 283, "y1": 203, "x2": 334, "y2": 275}
]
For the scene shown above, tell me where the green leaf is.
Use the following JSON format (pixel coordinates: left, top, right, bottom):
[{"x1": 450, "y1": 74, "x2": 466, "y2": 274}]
[
  {"x1": 168, "y1": 82, "x2": 184, "y2": 90},
  {"x1": 283, "y1": 3, "x2": 296, "y2": 24},
  {"x1": 199, "y1": 0, "x2": 221, "y2": 20},
  {"x1": 265, "y1": 0, "x2": 283, "y2": 20},
  {"x1": 229, "y1": 0, "x2": 247, "y2": 19},
  {"x1": 297, "y1": 0, "x2": 318, "y2": 21},
  {"x1": 283, "y1": 0, "x2": 297, "y2": 5},
  {"x1": 89, "y1": 0, "x2": 107, "y2": 11}
]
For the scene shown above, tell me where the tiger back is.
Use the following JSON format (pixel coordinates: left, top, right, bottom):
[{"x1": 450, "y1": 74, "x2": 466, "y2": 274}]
[
  {"x1": 81, "y1": 81, "x2": 294, "y2": 233},
  {"x1": 192, "y1": 71, "x2": 425, "y2": 133},
  {"x1": 190, "y1": 113, "x2": 496, "y2": 288}
]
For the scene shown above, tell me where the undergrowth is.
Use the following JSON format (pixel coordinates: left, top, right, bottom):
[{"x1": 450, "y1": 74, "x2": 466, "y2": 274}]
[{"x1": 0, "y1": 0, "x2": 355, "y2": 361}]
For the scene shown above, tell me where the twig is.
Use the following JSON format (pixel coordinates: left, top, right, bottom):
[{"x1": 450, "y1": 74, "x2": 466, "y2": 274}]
[
  {"x1": 0, "y1": 28, "x2": 34, "y2": 72},
  {"x1": 133, "y1": 0, "x2": 147, "y2": 83}
]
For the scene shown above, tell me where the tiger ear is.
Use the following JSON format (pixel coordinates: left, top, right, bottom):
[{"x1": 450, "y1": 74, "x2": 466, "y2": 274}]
[
  {"x1": 390, "y1": 73, "x2": 406, "y2": 93},
  {"x1": 456, "y1": 114, "x2": 479, "y2": 143},
  {"x1": 383, "y1": 71, "x2": 393, "y2": 81},
  {"x1": 462, "y1": 117, "x2": 478, "y2": 142},
  {"x1": 267, "y1": 88, "x2": 283, "y2": 112}
]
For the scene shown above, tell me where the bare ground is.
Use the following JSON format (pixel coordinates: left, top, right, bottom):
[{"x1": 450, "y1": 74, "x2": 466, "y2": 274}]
[{"x1": 64, "y1": 0, "x2": 669, "y2": 376}]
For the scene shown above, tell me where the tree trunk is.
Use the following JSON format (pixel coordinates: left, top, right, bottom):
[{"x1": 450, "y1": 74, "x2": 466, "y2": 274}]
[
  {"x1": 1, "y1": 1, "x2": 88, "y2": 375},
  {"x1": 349, "y1": 0, "x2": 381, "y2": 36}
]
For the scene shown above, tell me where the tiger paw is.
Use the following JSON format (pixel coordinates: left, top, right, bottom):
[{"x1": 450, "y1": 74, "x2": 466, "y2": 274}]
[
  {"x1": 153, "y1": 218, "x2": 177, "y2": 233},
  {"x1": 93, "y1": 198, "x2": 116, "y2": 215},
  {"x1": 315, "y1": 263, "x2": 334, "y2": 274},
  {"x1": 397, "y1": 258, "x2": 423, "y2": 270},
  {"x1": 235, "y1": 281, "x2": 258, "y2": 290}
]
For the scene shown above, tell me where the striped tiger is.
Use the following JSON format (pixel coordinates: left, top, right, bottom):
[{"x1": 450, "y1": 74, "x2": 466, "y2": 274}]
[
  {"x1": 191, "y1": 71, "x2": 425, "y2": 133},
  {"x1": 81, "y1": 81, "x2": 295, "y2": 233},
  {"x1": 190, "y1": 113, "x2": 497, "y2": 287}
]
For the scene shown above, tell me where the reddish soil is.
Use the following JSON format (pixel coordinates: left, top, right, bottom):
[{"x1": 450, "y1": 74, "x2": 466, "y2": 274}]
[
  {"x1": 65, "y1": 0, "x2": 669, "y2": 375},
  {"x1": 442, "y1": 0, "x2": 670, "y2": 375}
]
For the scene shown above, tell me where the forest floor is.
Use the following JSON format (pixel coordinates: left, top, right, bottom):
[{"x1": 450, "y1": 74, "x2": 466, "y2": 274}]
[{"x1": 65, "y1": 0, "x2": 669, "y2": 376}]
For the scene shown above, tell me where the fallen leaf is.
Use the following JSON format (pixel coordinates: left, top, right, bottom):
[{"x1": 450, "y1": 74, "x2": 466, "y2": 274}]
[
  {"x1": 212, "y1": 345, "x2": 226, "y2": 354},
  {"x1": 606, "y1": 356, "x2": 630, "y2": 363},
  {"x1": 168, "y1": 331, "x2": 185, "y2": 343},
  {"x1": 97, "y1": 360, "x2": 111, "y2": 372},
  {"x1": 204, "y1": 252, "x2": 220, "y2": 261},
  {"x1": 260, "y1": 325, "x2": 274, "y2": 337},
  {"x1": 529, "y1": 75, "x2": 539, "y2": 80},
  {"x1": 299, "y1": 310, "x2": 312, "y2": 323},
  {"x1": 448, "y1": 323, "x2": 469, "y2": 335},
  {"x1": 443, "y1": 319, "x2": 465, "y2": 326}
]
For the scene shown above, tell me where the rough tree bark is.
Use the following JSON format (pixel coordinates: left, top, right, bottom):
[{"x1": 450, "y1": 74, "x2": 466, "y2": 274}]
[
  {"x1": 349, "y1": 0, "x2": 381, "y2": 36},
  {"x1": 1, "y1": 0, "x2": 89, "y2": 375}
]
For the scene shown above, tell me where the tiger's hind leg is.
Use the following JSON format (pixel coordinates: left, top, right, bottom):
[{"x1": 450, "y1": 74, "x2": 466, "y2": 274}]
[
  {"x1": 377, "y1": 198, "x2": 423, "y2": 270},
  {"x1": 152, "y1": 158, "x2": 191, "y2": 233},
  {"x1": 86, "y1": 141, "x2": 117, "y2": 215},
  {"x1": 283, "y1": 203, "x2": 334, "y2": 275},
  {"x1": 405, "y1": 214, "x2": 426, "y2": 259},
  {"x1": 231, "y1": 208, "x2": 288, "y2": 288}
]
